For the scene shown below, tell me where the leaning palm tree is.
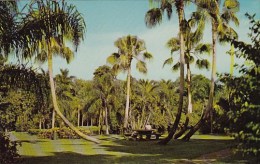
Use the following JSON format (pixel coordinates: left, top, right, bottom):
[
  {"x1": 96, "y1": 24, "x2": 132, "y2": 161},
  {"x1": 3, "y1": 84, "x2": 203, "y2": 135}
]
[
  {"x1": 107, "y1": 35, "x2": 152, "y2": 132},
  {"x1": 20, "y1": 0, "x2": 99, "y2": 143},
  {"x1": 182, "y1": 0, "x2": 239, "y2": 141},
  {"x1": 145, "y1": 0, "x2": 186, "y2": 144}
]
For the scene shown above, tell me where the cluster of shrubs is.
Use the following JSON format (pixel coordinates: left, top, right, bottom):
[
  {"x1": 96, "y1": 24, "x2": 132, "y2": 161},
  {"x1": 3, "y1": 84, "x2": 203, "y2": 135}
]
[
  {"x1": 0, "y1": 133, "x2": 20, "y2": 164},
  {"x1": 28, "y1": 126, "x2": 100, "y2": 139}
]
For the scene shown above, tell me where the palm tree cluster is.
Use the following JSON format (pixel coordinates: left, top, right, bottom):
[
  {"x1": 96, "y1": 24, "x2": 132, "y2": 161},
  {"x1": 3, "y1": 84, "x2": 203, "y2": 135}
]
[{"x1": 145, "y1": 0, "x2": 239, "y2": 144}]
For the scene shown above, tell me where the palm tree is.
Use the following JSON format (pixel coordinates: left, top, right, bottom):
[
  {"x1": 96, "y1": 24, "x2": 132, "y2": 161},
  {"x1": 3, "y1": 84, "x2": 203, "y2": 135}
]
[
  {"x1": 182, "y1": 0, "x2": 239, "y2": 141},
  {"x1": 157, "y1": 79, "x2": 178, "y2": 121},
  {"x1": 19, "y1": 0, "x2": 99, "y2": 143},
  {"x1": 132, "y1": 79, "x2": 158, "y2": 129},
  {"x1": 55, "y1": 69, "x2": 75, "y2": 128},
  {"x1": 145, "y1": 0, "x2": 186, "y2": 144},
  {"x1": 93, "y1": 65, "x2": 115, "y2": 135},
  {"x1": 107, "y1": 35, "x2": 152, "y2": 132}
]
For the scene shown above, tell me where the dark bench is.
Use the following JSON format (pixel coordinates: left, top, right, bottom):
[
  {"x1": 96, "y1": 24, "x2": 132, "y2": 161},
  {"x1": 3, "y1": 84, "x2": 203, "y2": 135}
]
[
  {"x1": 124, "y1": 132, "x2": 138, "y2": 140},
  {"x1": 124, "y1": 130, "x2": 162, "y2": 140}
]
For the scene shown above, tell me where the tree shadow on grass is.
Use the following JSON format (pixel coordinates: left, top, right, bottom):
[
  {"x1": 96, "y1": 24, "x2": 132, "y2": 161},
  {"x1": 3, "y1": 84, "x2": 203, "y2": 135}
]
[
  {"x1": 21, "y1": 152, "x2": 116, "y2": 164},
  {"x1": 17, "y1": 140, "x2": 47, "y2": 144}
]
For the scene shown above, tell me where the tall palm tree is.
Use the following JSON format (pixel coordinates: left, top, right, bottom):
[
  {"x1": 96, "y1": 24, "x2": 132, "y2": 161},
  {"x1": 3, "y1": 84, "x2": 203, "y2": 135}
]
[
  {"x1": 107, "y1": 35, "x2": 152, "y2": 132},
  {"x1": 164, "y1": 14, "x2": 211, "y2": 114},
  {"x1": 20, "y1": 0, "x2": 99, "y2": 143},
  {"x1": 145, "y1": 0, "x2": 186, "y2": 144},
  {"x1": 182, "y1": 0, "x2": 239, "y2": 141}
]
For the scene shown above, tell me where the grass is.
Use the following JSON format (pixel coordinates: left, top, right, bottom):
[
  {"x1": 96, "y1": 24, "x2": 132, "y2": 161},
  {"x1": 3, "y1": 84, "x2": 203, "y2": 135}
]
[{"x1": 11, "y1": 132, "x2": 253, "y2": 164}]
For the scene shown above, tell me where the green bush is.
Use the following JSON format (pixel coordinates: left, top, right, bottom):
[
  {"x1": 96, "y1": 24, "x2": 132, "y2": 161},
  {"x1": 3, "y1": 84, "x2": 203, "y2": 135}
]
[
  {"x1": 0, "y1": 132, "x2": 20, "y2": 164},
  {"x1": 81, "y1": 126, "x2": 99, "y2": 135},
  {"x1": 28, "y1": 129, "x2": 42, "y2": 135},
  {"x1": 35, "y1": 127, "x2": 91, "y2": 139}
]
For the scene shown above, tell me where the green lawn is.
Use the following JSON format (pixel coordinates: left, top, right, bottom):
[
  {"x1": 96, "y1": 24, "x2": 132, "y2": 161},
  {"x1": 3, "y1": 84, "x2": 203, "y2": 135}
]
[{"x1": 11, "y1": 132, "x2": 252, "y2": 164}]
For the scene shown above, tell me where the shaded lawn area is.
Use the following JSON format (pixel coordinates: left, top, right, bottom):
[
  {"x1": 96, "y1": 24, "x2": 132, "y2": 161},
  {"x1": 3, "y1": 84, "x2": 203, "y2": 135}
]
[{"x1": 12, "y1": 132, "x2": 249, "y2": 164}]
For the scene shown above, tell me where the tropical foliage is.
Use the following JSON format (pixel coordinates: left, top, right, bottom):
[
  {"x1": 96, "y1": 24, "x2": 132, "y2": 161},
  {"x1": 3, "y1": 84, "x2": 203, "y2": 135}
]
[{"x1": 218, "y1": 14, "x2": 260, "y2": 156}]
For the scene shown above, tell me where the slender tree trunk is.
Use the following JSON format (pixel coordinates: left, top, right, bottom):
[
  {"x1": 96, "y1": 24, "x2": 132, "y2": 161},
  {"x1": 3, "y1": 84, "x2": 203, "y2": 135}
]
[
  {"x1": 144, "y1": 110, "x2": 151, "y2": 127},
  {"x1": 137, "y1": 115, "x2": 141, "y2": 129},
  {"x1": 47, "y1": 49, "x2": 99, "y2": 143},
  {"x1": 98, "y1": 107, "x2": 102, "y2": 134},
  {"x1": 82, "y1": 115, "x2": 84, "y2": 127},
  {"x1": 182, "y1": 21, "x2": 217, "y2": 141},
  {"x1": 98, "y1": 108, "x2": 101, "y2": 127},
  {"x1": 52, "y1": 109, "x2": 55, "y2": 128},
  {"x1": 105, "y1": 104, "x2": 109, "y2": 135},
  {"x1": 123, "y1": 67, "x2": 131, "y2": 132},
  {"x1": 140, "y1": 106, "x2": 146, "y2": 129},
  {"x1": 159, "y1": 1, "x2": 185, "y2": 144},
  {"x1": 230, "y1": 44, "x2": 235, "y2": 76},
  {"x1": 39, "y1": 118, "x2": 42, "y2": 129},
  {"x1": 187, "y1": 62, "x2": 192, "y2": 113},
  {"x1": 77, "y1": 107, "x2": 80, "y2": 127}
]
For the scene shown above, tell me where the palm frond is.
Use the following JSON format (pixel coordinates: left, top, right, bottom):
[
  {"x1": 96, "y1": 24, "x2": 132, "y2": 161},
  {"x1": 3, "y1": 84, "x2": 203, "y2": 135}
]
[
  {"x1": 172, "y1": 62, "x2": 180, "y2": 72},
  {"x1": 107, "y1": 53, "x2": 119, "y2": 65},
  {"x1": 194, "y1": 43, "x2": 211, "y2": 55},
  {"x1": 196, "y1": 59, "x2": 210, "y2": 70},
  {"x1": 166, "y1": 37, "x2": 180, "y2": 52},
  {"x1": 160, "y1": 0, "x2": 172, "y2": 20},
  {"x1": 163, "y1": 57, "x2": 173, "y2": 68},
  {"x1": 224, "y1": 0, "x2": 240, "y2": 12},
  {"x1": 145, "y1": 8, "x2": 162, "y2": 28},
  {"x1": 136, "y1": 60, "x2": 147, "y2": 74},
  {"x1": 61, "y1": 47, "x2": 74, "y2": 64},
  {"x1": 143, "y1": 52, "x2": 153, "y2": 60}
]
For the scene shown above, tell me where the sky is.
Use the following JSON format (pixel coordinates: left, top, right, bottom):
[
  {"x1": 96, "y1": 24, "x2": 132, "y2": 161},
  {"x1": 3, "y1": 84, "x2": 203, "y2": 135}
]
[{"x1": 20, "y1": 0, "x2": 260, "y2": 81}]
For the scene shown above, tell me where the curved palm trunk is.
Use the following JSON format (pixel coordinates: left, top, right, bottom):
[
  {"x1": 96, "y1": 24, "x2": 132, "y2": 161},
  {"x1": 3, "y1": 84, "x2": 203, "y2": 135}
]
[
  {"x1": 174, "y1": 62, "x2": 192, "y2": 139},
  {"x1": 47, "y1": 51, "x2": 100, "y2": 144},
  {"x1": 159, "y1": 1, "x2": 185, "y2": 144},
  {"x1": 174, "y1": 115, "x2": 189, "y2": 139},
  {"x1": 123, "y1": 67, "x2": 131, "y2": 132},
  {"x1": 182, "y1": 21, "x2": 217, "y2": 141}
]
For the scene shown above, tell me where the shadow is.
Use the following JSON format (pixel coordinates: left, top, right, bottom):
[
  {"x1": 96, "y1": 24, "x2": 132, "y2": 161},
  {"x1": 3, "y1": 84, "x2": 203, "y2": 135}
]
[
  {"x1": 21, "y1": 152, "x2": 116, "y2": 164},
  {"x1": 17, "y1": 140, "x2": 47, "y2": 144},
  {"x1": 99, "y1": 139, "x2": 235, "y2": 163}
]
